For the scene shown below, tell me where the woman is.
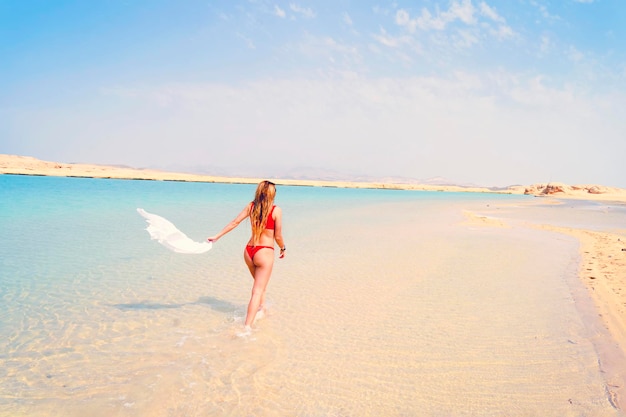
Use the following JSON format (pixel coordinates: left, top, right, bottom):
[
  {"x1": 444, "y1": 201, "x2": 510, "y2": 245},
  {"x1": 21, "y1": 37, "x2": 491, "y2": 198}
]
[{"x1": 207, "y1": 181, "x2": 286, "y2": 335}]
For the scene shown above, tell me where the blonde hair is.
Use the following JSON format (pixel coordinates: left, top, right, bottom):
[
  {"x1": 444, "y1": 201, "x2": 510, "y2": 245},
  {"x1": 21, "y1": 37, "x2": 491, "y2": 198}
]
[{"x1": 250, "y1": 181, "x2": 276, "y2": 244}]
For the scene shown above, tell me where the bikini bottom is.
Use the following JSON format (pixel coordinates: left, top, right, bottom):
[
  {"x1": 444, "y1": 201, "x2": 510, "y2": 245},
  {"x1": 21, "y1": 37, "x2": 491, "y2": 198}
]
[{"x1": 246, "y1": 245, "x2": 274, "y2": 260}]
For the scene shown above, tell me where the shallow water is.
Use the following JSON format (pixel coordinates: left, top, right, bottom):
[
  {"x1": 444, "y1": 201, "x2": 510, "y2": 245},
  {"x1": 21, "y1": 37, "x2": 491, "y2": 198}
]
[{"x1": 0, "y1": 175, "x2": 623, "y2": 416}]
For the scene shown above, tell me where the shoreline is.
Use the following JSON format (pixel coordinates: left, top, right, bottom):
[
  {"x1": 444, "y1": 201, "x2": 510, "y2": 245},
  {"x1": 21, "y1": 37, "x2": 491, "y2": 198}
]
[
  {"x1": 0, "y1": 154, "x2": 495, "y2": 192},
  {"x1": 465, "y1": 210, "x2": 626, "y2": 410},
  {"x1": 3, "y1": 154, "x2": 626, "y2": 201},
  {"x1": 539, "y1": 225, "x2": 626, "y2": 409}
]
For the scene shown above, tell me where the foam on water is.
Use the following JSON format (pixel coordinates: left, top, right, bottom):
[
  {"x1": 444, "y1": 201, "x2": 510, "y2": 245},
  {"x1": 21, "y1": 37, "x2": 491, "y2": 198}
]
[{"x1": 0, "y1": 175, "x2": 624, "y2": 416}]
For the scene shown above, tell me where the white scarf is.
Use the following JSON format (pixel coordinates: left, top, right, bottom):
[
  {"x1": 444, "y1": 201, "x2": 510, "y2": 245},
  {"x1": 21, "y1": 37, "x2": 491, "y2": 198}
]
[{"x1": 137, "y1": 208, "x2": 212, "y2": 254}]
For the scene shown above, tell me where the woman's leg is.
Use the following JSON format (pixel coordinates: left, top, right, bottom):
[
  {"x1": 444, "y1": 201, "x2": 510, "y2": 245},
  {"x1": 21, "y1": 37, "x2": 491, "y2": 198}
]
[
  {"x1": 244, "y1": 249, "x2": 274, "y2": 327},
  {"x1": 244, "y1": 248, "x2": 263, "y2": 309}
]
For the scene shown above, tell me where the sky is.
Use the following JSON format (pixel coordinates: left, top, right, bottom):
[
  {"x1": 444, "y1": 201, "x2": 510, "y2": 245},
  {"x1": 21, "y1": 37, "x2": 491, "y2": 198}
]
[{"x1": 1, "y1": 0, "x2": 625, "y2": 187}]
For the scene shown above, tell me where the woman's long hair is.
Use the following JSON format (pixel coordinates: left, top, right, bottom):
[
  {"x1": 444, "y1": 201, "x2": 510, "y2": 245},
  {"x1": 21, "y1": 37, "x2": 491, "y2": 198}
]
[{"x1": 250, "y1": 181, "x2": 276, "y2": 244}]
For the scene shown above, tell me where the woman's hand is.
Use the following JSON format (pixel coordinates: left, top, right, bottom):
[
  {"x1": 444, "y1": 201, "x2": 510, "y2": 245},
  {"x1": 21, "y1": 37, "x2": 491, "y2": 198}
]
[
  {"x1": 207, "y1": 236, "x2": 219, "y2": 243},
  {"x1": 279, "y1": 246, "x2": 286, "y2": 259}
]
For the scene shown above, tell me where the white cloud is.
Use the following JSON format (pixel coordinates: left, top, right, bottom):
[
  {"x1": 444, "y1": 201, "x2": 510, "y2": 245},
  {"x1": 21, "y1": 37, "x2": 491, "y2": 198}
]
[
  {"x1": 236, "y1": 32, "x2": 256, "y2": 49},
  {"x1": 371, "y1": 26, "x2": 421, "y2": 63},
  {"x1": 396, "y1": 0, "x2": 481, "y2": 33},
  {"x1": 274, "y1": 5, "x2": 286, "y2": 18},
  {"x1": 415, "y1": 8, "x2": 444, "y2": 30},
  {"x1": 530, "y1": 1, "x2": 561, "y2": 22},
  {"x1": 491, "y1": 24, "x2": 514, "y2": 40},
  {"x1": 479, "y1": 2, "x2": 504, "y2": 23},
  {"x1": 478, "y1": 2, "x2": 514, "y2": 40},
  {"x1": 454, "y1": 29, "x2": 479, "y2": 48},
  {"x1": 444, "y1": 0, "x2": 476, "y2": 25},
  {"x1": 289, "y1": 3, "x2": 316, "y2": 19},
  {"x1": 393, "y1": 0, "x2": 515, "y2": 52},
  {"x1": 373, "y1": 26, "x2": 410, "y2": 48},
  {"x1": 395, "y1": 8, "x2": 447, "y2": 32},
  {"x1": 567, "y1": 45, "x2": 584, "y2": 62},
  {"x1": 343, "y1": 12, "x2": 353, "y2": 26},
  {"x1": 372, "y1": 5, "x2": 391, "y2": 16},
  {"x1": 395, "y1": 9, "x2": 412, "y2": 29},
  {"x1": 539, "y1": 34, "x2": 552, "y2": 55},
  {"x1": 287, "y1": 34, "x2": 362, "y2": 68},
  {"x1": 322, "y1": 37, "x2": 358, "y2": 56},
  {"x1": 508, "y1": 75, "x2": 557, "y2": 106}
]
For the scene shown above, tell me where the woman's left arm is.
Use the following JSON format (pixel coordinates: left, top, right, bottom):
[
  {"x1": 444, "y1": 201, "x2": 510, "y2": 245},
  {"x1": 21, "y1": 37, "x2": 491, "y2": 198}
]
[{"x1": 273, "y1": 206, "x2": 286, "y2": 258}]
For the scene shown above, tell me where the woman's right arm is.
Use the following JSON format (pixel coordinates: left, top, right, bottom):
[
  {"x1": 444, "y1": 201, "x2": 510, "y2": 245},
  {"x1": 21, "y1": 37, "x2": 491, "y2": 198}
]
[{"x1": 207, "y1": 203, "x2": 251, "y2": 242}]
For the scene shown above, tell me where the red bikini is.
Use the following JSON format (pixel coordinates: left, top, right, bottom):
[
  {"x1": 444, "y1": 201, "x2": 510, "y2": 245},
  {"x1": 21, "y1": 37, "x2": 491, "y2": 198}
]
[
  {"x1": 245, "y1": 206, "x2": 276, "y2": 260},
  {"x1": 264, "y1": 206, "x2": 276, "y2": 230}
]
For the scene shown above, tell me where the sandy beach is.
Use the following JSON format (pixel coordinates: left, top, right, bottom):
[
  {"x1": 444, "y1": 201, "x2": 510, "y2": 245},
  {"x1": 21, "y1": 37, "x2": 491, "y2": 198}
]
[
  {"x1": 2, "y1": 154, "x2": 626, "y2": 414},
  {"x1": 540, "y1": 225, "x2": 626, "y2": 408},
  {"x1": 0, "y1": 154, "x2": 497, "y2": 191},
  {"x1": 4, "y1": 154, "x2": 626, "y2": 199},
  {"x1": 463, "y1": 208, "x2": 626, "y2": 410}
]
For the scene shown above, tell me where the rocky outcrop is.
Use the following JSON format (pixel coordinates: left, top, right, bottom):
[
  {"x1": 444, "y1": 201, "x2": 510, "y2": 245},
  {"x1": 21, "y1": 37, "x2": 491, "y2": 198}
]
[
  {"x1": 522, "y1": 183, "x2": 568, "y2": 195},
  {"x1": 516, "y1": 183, "x2": 623, "y2": 199}
]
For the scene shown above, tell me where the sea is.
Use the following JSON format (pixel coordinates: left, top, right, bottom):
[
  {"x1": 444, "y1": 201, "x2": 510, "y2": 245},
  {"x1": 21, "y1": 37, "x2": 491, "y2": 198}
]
[{"x1": 1, "y1": 174, "x2": 625, "y2": 417}]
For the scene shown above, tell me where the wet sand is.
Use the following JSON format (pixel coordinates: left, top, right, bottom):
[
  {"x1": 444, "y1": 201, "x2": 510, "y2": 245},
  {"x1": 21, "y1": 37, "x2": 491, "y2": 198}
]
[
  {"x1": 536, "y1": 225, "x2": 626, "y2": 408},
  {"x1": 464, "y1": 201, "x2": 626, "y2": 412}
]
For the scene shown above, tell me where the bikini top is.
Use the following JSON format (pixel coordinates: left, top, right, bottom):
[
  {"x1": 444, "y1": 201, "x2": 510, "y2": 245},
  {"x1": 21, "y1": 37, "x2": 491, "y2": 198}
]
[
  {"x1": 251, "y1": 203, "x2": 276, "y2": 230},
  {"x1": 265, "y1": 205, "x2": 276, "y2": 230}
]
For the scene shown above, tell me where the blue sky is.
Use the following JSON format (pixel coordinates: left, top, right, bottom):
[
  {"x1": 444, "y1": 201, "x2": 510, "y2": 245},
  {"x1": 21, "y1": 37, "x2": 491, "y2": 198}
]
[{"x1": 1, "y1": 0, "x2": 625, "y2": 187}]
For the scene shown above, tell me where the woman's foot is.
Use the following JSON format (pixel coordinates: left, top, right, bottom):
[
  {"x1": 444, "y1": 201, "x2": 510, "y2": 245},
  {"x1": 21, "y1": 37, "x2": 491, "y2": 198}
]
[
  {"x1": 255, "y1": 306, "x2": 266, "y2": 321},
  {"x1": 236, "y1": 325, "x2": 252, "y2": 338}
]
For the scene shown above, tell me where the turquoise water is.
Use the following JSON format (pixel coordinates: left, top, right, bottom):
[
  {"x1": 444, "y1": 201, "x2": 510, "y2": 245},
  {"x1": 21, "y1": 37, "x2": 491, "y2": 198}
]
[
  {"x1": 0, "y1": 174, "x2": 520, "y2": 316},
  {"x1": 0, "y1": 174, "x2": 526, "y2": 304},
  {"x1": 1, "y1": 174, "x2": 623, "y2": 416}
]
